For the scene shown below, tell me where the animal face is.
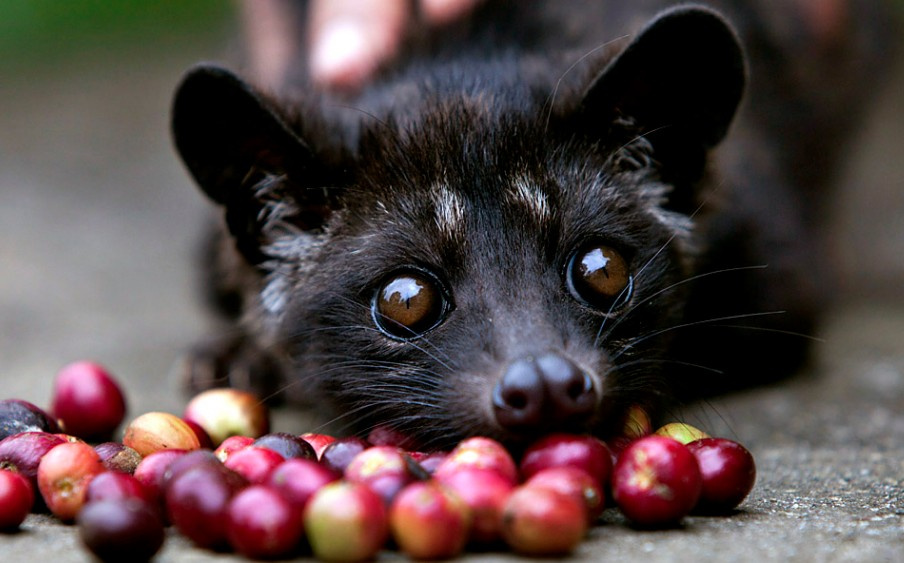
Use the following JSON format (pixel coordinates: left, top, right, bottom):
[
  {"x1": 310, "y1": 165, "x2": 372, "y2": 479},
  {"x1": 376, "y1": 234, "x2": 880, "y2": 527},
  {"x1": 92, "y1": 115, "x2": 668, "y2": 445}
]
[
  {"x1": 272, "y1": 107, "x2": 696, "y2": 448},
  {"x1": 172, "y1": 6, "x2": 745, "y2": 449}
]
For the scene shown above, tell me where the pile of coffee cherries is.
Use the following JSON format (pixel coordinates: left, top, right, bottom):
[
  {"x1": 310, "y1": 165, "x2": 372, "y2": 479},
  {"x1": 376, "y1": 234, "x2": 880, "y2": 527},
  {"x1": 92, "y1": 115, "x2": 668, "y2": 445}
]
[{"x1": 0, "y1": 361, "x2": 756, "y2": 561}]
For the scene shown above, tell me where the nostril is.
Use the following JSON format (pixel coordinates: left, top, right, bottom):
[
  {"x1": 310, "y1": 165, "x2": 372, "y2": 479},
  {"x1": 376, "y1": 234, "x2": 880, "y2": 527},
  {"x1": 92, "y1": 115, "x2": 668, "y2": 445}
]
[
  {"x1": 505, "y1": 391, "x2": 529, "y2": 410},
  {"x1": 493, "y1": 358, "x2": 545, "y2": 431},
  {"x1": 567, "y1": 374, "x2": 593, "y2": 401},
  {"x1": 492, "y1": 383, "x2": 530, "y2": 411},
  {"x1": 536, "y1": 354, "x2": 597, "y2": 423}
]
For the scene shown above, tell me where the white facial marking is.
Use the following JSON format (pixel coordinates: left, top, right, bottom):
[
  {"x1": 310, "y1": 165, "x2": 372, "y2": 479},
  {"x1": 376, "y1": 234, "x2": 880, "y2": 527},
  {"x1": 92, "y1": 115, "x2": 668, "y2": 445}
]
[
  {"x1": 433, "y1": 183, "x2": 466, "y2": 237},
  {"x1": 510, "y1": 175, "x2": 551, "y2": 223}
]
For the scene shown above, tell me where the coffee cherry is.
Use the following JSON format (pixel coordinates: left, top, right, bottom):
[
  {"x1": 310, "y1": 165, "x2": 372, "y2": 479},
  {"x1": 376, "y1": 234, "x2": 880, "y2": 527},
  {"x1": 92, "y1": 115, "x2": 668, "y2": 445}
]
[
  {"x1": 132, "y1": 449, "x2": 187, "y2": 508},
  {"x1": 267, "y1": 458, "x2": 339, "y2": 511},
  {"x1": 320, "y1": 436, "x2": 369, "y2": 475},
  {"x1": 78, "y1": 499, "x2": 164, "y2": 562},
  {"x1": 623, "y1": 405, "x2": 653, "y2": 436},
  {"x1": 434, "y1": 436, "x2": 518, "y2": 485},
  {"x1": 299, "y1": 432, "x2": 336, "y2": 459},
  {"x1": 0, "y1": 431, "x2": 66, "y2": 489},
  {"x1": 123, "y1": 412, "x2": 200, "y2": 457},
  {"x1": 610, "y1": 405, "x2": 652, "y2": 455},
  {"x1": 520, "y1": 433, "x2": 612, "y2": 489},
  {"x1": 213, "y1": 435, "x2": 254, "y2": 462},
  {"x1": 414, "y1": 451, "x2": 448, "y2": 475},
  {"x1": 0, "y1": 399, "x2": 61, "y2": 441},
  {"x1": 85, "y1": 471, "x2": 153, "y2": 506},
  {"x1": 367, "y1": 424, "x2": 419, "y2": 450},
  {"x1": 686, "y1": 437, "x2": 756, "y2": 513},
  {"x1": 182, "y1": 419, "x2": 214, "y2": 449},
  {"x1": 525, "y1": 465, "x2": 604, "y2": 522},
  {"x1": 160, "y1": 449, "x2": 222, "y2": 489},
  {"x1": 612, "y1": 436, "x2": 702, "y2": 526},
  {"x1": 345, "y1": 445, "x2": 415, "y2": 505},
  {"x1": 390, "y1": 481, "x2": 470, "y2": 560},
  {"x1": 253, "y1": 432, "x2": 316, "y2": 460},
  {"x1": 500, "y1": 485, "x2": 587, "y2": 555},
  {"x1": 655, "y1": 422, "x2": 710, "y2": 445},
  {"x1": 434, "y1": 467, "x2": 515, "y2": 543},
  {"x1": 223, "y1": 446, "x2": 285, "y2": 484},
  {"x1": 183, "y1": 388, "x2": 270, "y2": 447},
  {"x1": 50, "y1": 361, "x2": 126, "y2": 442},
  {"x1": 304, "y1": 481, "x2": 389, "y2": 562},
  {"x1": 94, "y1": 442, "x2": 142, "y2": 474},
  {"x1": 37, "y1": 441, "x2": 105, "y2": 521},
  {"x1": 164, "y1": 461, "x2": 247, "y2": 549},
  {"x1": 227, "y1": 485, "x2": 305, "y2": 559},
  {"x1": 0, "y1": 469, "x2": 34, "y2": 530}
]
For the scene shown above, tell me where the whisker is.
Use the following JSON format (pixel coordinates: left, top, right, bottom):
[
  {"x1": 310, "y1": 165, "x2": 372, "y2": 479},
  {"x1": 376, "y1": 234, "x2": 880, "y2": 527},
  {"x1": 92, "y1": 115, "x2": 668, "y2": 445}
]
[
  {"x1": 611, "y1": 357, "x2": 725, "y2": 376},
  {"x1": 287, "y1": 319, "x2": 456, "y2": 372},
  {"x1": 634, "y1": 196, "x2": 713, "y2": 284},
  {"x1": 610, "y1": 310, "x2": 788, "y2": 363},
  {"x1": 633, "y1": 265, "x2": 769, "y2": 319},
  {"x1": 597, "y1": 264, "x2": 771, "y2": 346},
  {"x1": 714, "y1": 324, "x2": 825, "y2": 343},
  {"x1": 543, "y1": 36, "x2": 629, "y2": 134},
  {"x1": 663, "y1": 398, "x2": 742, "y2": 444},
  {"x1": 324, "y1": 102, "x2": 391, "y2": 129},
  {"x1": 594, "y1": 192, "x2": 716, "y2": 347}
]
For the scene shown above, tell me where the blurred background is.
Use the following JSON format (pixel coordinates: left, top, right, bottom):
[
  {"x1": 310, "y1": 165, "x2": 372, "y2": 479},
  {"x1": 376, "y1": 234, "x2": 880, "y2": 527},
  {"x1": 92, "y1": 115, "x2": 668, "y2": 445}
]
[
  {"x1": 1, "y1": 1, "x2": 902, "y2": 423},
  {"x1": 0, "y1": 1, "x2": 235, "y2": 414}
]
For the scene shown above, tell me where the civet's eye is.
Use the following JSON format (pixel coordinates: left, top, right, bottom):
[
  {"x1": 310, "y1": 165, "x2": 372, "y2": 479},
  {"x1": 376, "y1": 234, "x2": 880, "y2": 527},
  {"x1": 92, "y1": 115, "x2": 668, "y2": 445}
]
[
  {"x1": 566, "y1": 243, "x2": 633, "y2": 313},
  {"x1": 373, "y1": 271, "x2": 450, "y2": 339}
]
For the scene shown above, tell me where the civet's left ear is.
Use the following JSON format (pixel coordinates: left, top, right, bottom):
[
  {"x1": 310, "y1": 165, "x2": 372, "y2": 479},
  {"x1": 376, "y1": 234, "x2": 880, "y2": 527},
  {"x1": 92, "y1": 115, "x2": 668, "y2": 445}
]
[
  {"x1": 579, "y1": 6, "x2": 746, "y2": 182},
  {"x1": 171, "y1": 64, "x2": 333, "y2": 265}
]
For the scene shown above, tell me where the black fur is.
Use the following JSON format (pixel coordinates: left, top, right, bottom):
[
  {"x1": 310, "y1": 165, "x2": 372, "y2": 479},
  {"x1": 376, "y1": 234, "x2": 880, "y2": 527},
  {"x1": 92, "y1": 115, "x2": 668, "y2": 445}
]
[{"x1": 171, "y1": 1, "x2": 894, "y2": 449}]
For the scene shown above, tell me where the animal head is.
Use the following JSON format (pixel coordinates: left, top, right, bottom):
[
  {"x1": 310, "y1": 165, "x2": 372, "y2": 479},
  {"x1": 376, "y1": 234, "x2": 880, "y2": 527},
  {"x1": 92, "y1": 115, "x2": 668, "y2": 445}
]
[{"x1": 172, "y1": 7, "x2": 745, "y2": 450}]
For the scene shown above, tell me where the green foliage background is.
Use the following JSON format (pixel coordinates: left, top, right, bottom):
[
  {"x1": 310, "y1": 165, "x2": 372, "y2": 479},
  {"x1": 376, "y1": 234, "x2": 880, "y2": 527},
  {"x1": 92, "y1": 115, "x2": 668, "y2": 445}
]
[{"x1": 0, "y1": 0, "x2": 231, "y2": 68}]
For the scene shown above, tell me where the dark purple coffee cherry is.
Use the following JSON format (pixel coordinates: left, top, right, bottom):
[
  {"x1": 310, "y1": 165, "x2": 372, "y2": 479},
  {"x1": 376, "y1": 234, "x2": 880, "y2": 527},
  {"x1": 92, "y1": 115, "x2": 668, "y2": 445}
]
[
  {"x1": 78, "y1": 499, "x2": 164, "y2": 562},
  {"x1": 0, "y1": 399, "x2": 61, "y2": 441}
]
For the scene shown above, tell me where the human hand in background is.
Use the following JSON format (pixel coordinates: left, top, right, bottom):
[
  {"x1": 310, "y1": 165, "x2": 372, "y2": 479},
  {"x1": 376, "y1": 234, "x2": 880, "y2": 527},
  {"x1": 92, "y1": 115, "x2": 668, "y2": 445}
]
[
  {"x1": 310, "y1": 0, "x2": 483, "y2": 91},
  {"x1": 243, "y1": 0, "x2": 483, "y2": 92}
]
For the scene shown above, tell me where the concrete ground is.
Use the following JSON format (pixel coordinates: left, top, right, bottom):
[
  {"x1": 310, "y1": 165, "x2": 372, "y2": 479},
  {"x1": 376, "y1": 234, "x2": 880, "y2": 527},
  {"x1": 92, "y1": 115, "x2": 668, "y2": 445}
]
[{"x1": 1, "y1": 11, "x2": 902, "y2": 563}]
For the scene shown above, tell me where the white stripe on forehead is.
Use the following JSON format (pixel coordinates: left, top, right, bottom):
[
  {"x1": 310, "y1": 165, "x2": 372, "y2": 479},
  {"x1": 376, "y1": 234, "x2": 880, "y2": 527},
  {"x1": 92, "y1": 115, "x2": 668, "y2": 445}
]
[
  {"x1": 509, "y1": 174, "x2": 551, "y2": 223},
  {"x1": 433, "y1": 182, "x2": 466, "y2": 238}
]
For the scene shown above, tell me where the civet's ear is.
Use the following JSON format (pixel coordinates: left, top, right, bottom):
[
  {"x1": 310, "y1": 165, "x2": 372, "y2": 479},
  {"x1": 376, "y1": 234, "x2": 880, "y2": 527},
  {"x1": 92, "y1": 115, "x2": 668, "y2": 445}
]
[
  {"x1": 579, "y1": 6, "x2": 746, "y2": 182},
  {"x1": 171, "y1": 65, "x2": 331, "y2": 263}
]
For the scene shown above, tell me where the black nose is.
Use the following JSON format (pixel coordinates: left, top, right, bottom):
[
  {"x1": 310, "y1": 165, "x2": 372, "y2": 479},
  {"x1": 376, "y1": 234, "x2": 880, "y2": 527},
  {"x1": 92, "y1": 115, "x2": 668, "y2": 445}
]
[{"x1": 492, "y1": 353, "x2": 597, "y2": 433}]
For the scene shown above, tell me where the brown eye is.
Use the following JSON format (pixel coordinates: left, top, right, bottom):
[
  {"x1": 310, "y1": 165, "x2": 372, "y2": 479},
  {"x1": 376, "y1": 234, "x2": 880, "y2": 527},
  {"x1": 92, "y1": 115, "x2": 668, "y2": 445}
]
[
  {"x1": 566, "y1": 244, "x2": 633, "y2": 312},
  {"x1": 373, "y1": 272, "x2": 449, "y2": 339}
]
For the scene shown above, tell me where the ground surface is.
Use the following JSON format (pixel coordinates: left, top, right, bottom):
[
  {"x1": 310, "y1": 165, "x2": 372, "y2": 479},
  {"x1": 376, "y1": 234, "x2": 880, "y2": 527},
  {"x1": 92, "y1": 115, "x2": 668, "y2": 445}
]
[{"x1": 1, "y1": 9, "x2": 902, "y2": 562}]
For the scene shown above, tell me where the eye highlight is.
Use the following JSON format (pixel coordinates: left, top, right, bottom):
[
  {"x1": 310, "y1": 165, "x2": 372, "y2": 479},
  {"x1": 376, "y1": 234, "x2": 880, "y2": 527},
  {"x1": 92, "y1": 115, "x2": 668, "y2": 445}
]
[
  {"x1": 373, "y1": 271, "x2": 449, "y2": 339},
  {"x1": 566, "y1": 243, "x2": 633, "y2": 313}
]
